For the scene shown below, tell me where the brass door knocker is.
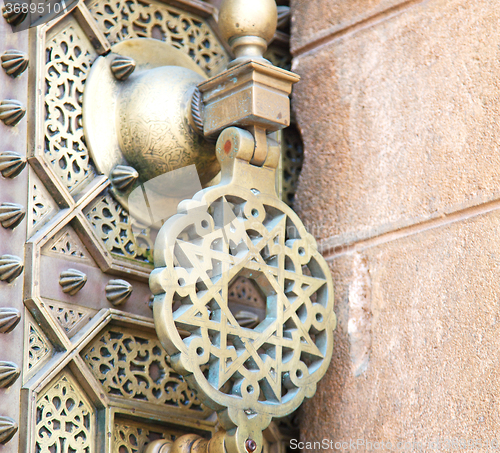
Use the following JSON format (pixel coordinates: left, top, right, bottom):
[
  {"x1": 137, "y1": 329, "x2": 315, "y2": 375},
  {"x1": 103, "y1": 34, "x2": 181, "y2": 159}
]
[{"x1": 148, "y1": 1, "x2": 337, "y2": 453}]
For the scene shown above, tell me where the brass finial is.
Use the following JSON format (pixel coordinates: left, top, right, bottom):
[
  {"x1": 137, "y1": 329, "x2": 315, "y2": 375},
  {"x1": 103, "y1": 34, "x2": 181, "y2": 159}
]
[{"x1": 218, "y1": 0, "x2": 277, "y2": 67}]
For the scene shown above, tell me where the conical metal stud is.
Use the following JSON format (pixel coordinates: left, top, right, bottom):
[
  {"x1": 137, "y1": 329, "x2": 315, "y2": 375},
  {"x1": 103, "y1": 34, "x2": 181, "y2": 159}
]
[
  {"x1": 1, "y1": 50, "x2": 28, "y2": 77},
  {"x1": 111, "y1": 56, "x2": 136, "y2": 81},
  {"x1": 59, "y1": 269, "x2": 87, "y2": 295},
  {"x1": 0, "y1": 255, "x2": 23, "y2": 283},
  {"x1": 2, "y1": 3, "x2": 27, "y2": 26},
  {"x1": 110, "y1": 165, "x2": 139, "y2": 191},
  {"x1": 277, "y1": 6, "x2": 290, "y2": 28},
  {"x1": 0, "y1": 203, "x2": 25, "y2": 229},
  {"x1": 0, "y1": 362, "x2": 20, "y2": 388},
  {"x1": 0, "y1": 151, "x2": 26, "y2": 179},
  {"x1": 0, "y1": 308, "x2": 20, "y2": 333},
  {"x1": 234, "y1": 310, "x2": 260, "y2": 329},
  {"x1": 0, "y1": 417, "x2": 17, "y2": 444},
  {"x1": 106, "y1": 279, "x2": 133, "y2": 306},
  {"x1": 0, "y1": 100, "x2": 25, "y2": 126}
]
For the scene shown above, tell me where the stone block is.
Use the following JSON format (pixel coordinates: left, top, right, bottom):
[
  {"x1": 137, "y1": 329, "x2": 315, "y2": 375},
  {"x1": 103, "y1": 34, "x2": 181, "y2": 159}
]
[
  {"x1": 290, "y1": 0, "x2": 409, "y2": 52},
  {"x1": 292, "y1": 0, "x2": 500, "y2": 249},
  {"x1": 302, "y1": 209, "x2": 500, "y2": 444}
]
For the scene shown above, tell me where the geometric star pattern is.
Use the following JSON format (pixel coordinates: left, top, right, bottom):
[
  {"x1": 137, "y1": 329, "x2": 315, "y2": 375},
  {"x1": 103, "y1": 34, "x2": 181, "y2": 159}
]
[{"x1": 150, "y1": 185, "x2": 336, "y2": 429}]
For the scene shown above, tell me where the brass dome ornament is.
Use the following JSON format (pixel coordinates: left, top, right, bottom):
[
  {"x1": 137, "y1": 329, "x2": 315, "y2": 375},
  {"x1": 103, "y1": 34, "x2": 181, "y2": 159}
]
[
  {"x1": 218, "y1": 0, "x2": 277, "y2": 68},
  {"x1": 105, "y1": 279, "x2": 133, "y2": 306},
  {"x1": 0, "y1": 416, "x2": 17, "y2": 444},
  {"x1": 0, "y1": 151, "x2": 26, "y2": 178},
  {"x1": 0, "y1": 100, "x2": 26, "y2": 126},
  {"x1": 1, "y1": 50, "x2": 29, "y2": 77},
  {"x1": 110, "y1": 55, "x2": 136, "y2": 81},
  {"x1": 0, "y1": 202, "x2": 26, "y2": 229},
  {"x1": 0, "y1": 255, "x2": 23, "y2": 283},
  {"x1": 0, "y1": 361, "x2": 20, "y2": 388},
  {"x1": 59, "y1": 269, "x2": 87, "y2": 296},
  {"x1": 83, "y1": 38, "x2": 220, "y2": 215},
  {"x1": 148, "y1": 2, "x2": 336, "y2": 453},
  {"x1": 0, "y1": 308, "x2": 21, "y2": 333}
]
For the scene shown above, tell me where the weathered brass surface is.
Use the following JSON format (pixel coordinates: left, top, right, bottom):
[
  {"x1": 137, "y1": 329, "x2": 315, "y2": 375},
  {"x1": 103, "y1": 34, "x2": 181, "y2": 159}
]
[
  {"x1": 0, "y1": 308, "x2": 21, "y2": 334},
  {"x1": 59, "y1": 268, "x2": 88, "y2": 295},
  {"x1": 0, "y1": 203, "x2": 26, "y2": 229},
  {"x1": 105, "y1": 279, "x2": 133, "y2": 306},
  {"x1": 0, "y1": 100, "x2": 25, "y2": 126},
  {"x1": 151, "y1": 129, "x2": 336, "y2": 453},
  {"x1": 218, "y1": 0, "x2": 277, "y2": 67},
  {"x1": 0, "y1": 1, "x2": 301, "y2": 452},
  {"x1": 0, "y1": 151, "x2": 26, "y2": 178},
  {"x1": 0, "y1": 255, "x2": 23, "y2": 283},
  {"x1": 199, "y1": 61, "x2": 300, "y2": 137},
  {"x1": 149, "y1": 3, "x2": 335, "y2": 453},
  {"x1": 0, "y1": 362, "x2": 21, "y2": 388},
  {"x1": 83, "y1": 38, "x2": 220, "y2": 214},
  {"x1": 1, "y1": 50, "x2": 29, "y2": 77}
]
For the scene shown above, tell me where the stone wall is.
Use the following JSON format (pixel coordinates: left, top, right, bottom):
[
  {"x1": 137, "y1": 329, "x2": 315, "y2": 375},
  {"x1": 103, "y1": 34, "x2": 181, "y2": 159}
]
[{"x1": 291, "y1": 0, "x2": 500, "y2": 447}]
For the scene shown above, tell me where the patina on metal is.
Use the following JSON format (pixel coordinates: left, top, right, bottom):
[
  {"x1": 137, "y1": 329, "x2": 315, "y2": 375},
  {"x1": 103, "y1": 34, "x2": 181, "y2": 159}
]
[
  {"x1": 149, "y1": 1, "x2": 337, "y2": 453},
  {"x1": 83, "y1": 37, "x2": 220, "y2": 215},
  {"x1": 0, "y1": 0, "x2": 306, "y2": 451}
]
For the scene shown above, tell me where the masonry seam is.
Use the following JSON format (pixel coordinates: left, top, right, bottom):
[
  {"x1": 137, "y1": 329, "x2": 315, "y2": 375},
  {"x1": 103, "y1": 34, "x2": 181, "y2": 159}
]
[
  {"x1": 322, "y1": 198, "x2": 500, "y2": 260},
  {"x1": 292, "y1": 0, "x2": 429, "y2": 58}
]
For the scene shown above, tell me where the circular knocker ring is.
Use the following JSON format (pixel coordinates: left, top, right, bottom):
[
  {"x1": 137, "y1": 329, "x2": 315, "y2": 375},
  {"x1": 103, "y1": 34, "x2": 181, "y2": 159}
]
[{"x1": 150, "y1": 128, "x2": 336, "y2": 453}]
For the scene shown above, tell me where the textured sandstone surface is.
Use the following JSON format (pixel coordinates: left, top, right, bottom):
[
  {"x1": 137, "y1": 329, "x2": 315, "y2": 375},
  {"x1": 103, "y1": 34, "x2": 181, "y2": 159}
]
[
  {"x1": 292, "y1": 0, "x2": 500, "y2": 446},
  {"x1": 302, "y1": 211, "x2": 500, "y2": 445},
  {"x1": 290, "y1": 0, "x2": 408, "y2": 52},
  {"x1": 292, "y1": 0, "x2": 500, "y2": 248}
]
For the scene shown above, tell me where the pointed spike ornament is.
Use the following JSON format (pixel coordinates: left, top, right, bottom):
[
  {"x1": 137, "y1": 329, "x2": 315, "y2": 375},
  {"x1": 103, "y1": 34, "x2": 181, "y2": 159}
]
[
  {"x1": 0, "y1": 100, "x2": 26, "y2": 126},
  {"x1": 0, "y1": 362, "x2": 20, "y2": 388},
  {"x1": 0, "y1": 255, "x2": 23, "y2": 283},
  {"x1": 0, "y1": 308, "x2": 21, "y2": 333},
  {"x1": 234, "y1": 310, "x2": 260, "y2": 329},
  {"x1": 106, "y1": 279, "x2": 133, "y2": 306},
  {"x1": 0, "y1": 417, "x2": 17, "y2": 444},
  {"x1": 59, "y1": 269, "x2": 87, "y2": 295},
  {"x1": 0, "y1": 151, "x2": 26, "y2": 178},
  {"x1": 2, "y1": 3, "x2": 27, "y2": 26},
  {"x1": 0, "y1": 202, "x2": 25, "y2": 229},
  {"x1": 111, "y1": 55, "x2": 136, "y2": 81},
  {"x1": 1, "y1": 50, "x2": 28, "y2": 77},
  {"x1": 110, "y1": 165, "x2": 139, "y2": 191}
]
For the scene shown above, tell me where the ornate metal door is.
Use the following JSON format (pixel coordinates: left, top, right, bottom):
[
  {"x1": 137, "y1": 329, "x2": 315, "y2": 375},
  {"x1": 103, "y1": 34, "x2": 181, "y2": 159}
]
[{"x1": 0, "y1": 1, "x2": 302, "y2": 452}]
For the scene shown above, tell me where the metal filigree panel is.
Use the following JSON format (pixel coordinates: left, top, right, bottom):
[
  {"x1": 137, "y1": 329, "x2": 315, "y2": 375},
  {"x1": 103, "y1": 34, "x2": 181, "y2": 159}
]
[
  {"x1": 152, "y1": 186, "x2": 335, "y2": 419},
  {"x1": 42, "y1": 226, "x2": 96, "y2": 267},
  {"x1": 44, "y1": 23, "x2": 97, "y2": 195},
  {"x1": 46, "y1": 300, "x2": 95, "y2": 338},
  {"x1": 81, "y1": 326, "x2": 210, "y2": 416},
  {"x1": 113, "y1": 419, "x2": 178, "y2": 453},
  {"x1": 88, "y1": 0, "x2": 228, "y2": 76},
  {"x1": 85, "y1": 193, "x2": 154, "y2": 264},
  {"x1": 25, "y1": 320, "x2": 53, "y2": 379},
  {"x1": 27, "y1": 170, "x2": 59, "y2": 237},
  {"x1": 36, "y1": 373, "x2": 95, "y2": 453}
]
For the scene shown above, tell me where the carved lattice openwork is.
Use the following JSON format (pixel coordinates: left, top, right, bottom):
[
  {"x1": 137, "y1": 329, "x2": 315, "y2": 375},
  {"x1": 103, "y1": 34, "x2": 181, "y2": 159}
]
[
  {"x1": 151, "y1": 185, "x2": 335, "y2": 424},
  {"x1": 82, "y1": 326, "x2": 209, "y2": 415},
  {"x1": 27, "y1": 321, "x2": 53, "y2": 373},
  {"x1": 113, "y1": 419, "x2": 179, "y2": 453},
  {"x1": 85, "y1": 193, "x2": 154, "y2": 264},
  {"x1": 36, "y1": 373, "x2": 95, "y2": 453},
  {"x1": 88, "y1": 0, "x2": 228, "y2": 76},
  {"x1": 45, "y1": 25, "x2": 97, "y2": 194}
]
